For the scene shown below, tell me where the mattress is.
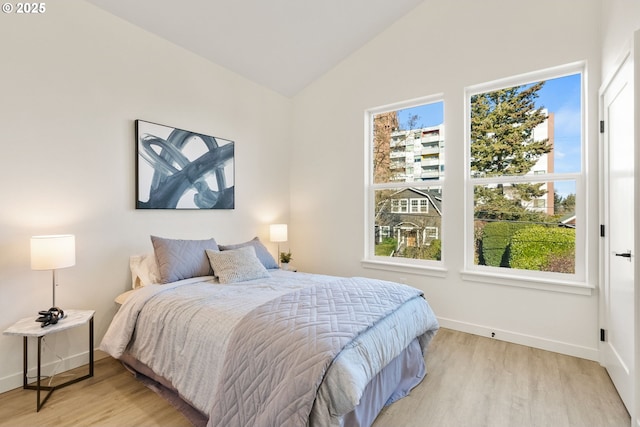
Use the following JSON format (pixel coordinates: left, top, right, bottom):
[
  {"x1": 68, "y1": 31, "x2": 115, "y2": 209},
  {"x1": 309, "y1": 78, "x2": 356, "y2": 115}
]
[{"x1": 100, "y1": 270, "x2": 439, "y2": 427}]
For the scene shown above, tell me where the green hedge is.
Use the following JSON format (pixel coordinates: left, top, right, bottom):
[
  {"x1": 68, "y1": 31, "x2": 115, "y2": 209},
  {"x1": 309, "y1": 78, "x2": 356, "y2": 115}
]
[
  {"x1": 481, "y1": 222, "x2": 528, "y2": 267},
  {"x1": 404, "y1": 239, "x2": 441, "y2": 261},
  {"x1": 375, "y1": 238, "x2": 397, "y2": 256},
  {"x1": 509, "y1": 225, "x2": 575, "y2": 273}
]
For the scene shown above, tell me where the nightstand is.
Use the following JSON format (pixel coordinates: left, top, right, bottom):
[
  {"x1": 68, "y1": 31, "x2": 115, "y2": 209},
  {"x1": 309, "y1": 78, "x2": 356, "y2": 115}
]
[{"x1": 3, "y1": 309, "x2": 95, "y2": 411}]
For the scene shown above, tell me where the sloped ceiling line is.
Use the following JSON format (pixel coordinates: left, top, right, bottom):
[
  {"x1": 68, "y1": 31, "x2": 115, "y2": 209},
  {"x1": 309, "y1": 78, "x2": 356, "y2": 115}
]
[{"x1": 85, "y1": 0, "x2": 425, "y2": 97}]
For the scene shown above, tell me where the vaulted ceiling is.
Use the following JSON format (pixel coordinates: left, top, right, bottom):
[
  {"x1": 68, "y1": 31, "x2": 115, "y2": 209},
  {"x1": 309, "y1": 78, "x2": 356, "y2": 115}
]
[{"x1": 85, "y1": 0, "x2": 425, "y2": 97}]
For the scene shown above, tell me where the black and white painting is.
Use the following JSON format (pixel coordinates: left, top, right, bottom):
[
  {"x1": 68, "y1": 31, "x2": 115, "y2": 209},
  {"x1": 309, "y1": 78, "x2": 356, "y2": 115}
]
[{"x1": 136, "y1": 120, "x2": 235, "y2": 209}]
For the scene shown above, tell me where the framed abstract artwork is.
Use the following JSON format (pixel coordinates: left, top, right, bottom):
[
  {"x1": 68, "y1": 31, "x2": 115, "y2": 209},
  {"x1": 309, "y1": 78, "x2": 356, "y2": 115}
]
[{"x1": 136, "y1": 120, "x2": 235, "y2": 209}]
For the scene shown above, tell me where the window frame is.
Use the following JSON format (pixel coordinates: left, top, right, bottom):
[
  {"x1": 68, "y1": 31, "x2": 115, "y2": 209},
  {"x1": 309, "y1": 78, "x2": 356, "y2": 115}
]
[
  {"x1": 425, "y1": 226, "x2": 439, "y2": 239},
  {"x1": 363, "y1": 94, "x2": 447, "y2": 276},
  {"x1": 462, "y1": 62, "x2": 590, "y2": 293},
  {"x1": 410, "y1": 198, "x2": 429, "y2": 213}
]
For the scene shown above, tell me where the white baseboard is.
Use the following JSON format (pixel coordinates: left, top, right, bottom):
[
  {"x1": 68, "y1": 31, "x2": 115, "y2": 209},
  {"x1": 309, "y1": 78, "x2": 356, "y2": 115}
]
[
  {"x1": 0, "y1": 349, "x2": 108, "y2": 394},
  {"x1": 438, "y1": 317, "x2": 599, "y2": 361}
]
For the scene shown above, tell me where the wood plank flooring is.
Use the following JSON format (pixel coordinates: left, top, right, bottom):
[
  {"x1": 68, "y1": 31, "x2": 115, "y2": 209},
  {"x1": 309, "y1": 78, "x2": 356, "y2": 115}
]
[
  {"x1": 373, "y1": 329, "x2": 630, "y2": 427},
  {"x1": 0, "y1": 328, "x2": 630, "y2": 427}
]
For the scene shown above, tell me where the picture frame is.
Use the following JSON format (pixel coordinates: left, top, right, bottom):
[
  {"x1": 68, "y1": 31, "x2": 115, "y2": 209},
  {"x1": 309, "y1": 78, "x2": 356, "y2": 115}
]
[{"x1": 136, "y1": 120, "x2": 235, "y2": 209}]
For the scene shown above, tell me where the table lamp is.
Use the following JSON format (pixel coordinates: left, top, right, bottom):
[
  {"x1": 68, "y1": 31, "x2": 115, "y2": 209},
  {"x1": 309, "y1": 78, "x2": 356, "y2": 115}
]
[
  {"x1": 30, "y1": 234, "x2": 75, "y2": 310},
  {"x1": 269, "y1": 224, "x2": 287, "y2": 266}
]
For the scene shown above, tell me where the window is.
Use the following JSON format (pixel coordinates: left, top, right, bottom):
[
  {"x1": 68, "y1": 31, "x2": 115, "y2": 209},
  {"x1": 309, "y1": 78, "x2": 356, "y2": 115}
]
[
  {"x1": 391, "y1": 199, "x2": 409, "y2": 213},
  {"x1": 367, "y1": 96, "x2": 444, "y2": 265},
  {"x1": 534, "y1": 199, "x2": 546, "y2": 209},
  {"x1": 425, "y1": 226, "x2": 439, "y2": 239},
  {"x1": 465, "y1": 63, "x2": 585, "y2": 284},
  {"x1": 377, "y1": 225, "x2": 391, "y2": 242},
  {"x1": 410, "y1": 199, "x2": 429, "y2": 213}
]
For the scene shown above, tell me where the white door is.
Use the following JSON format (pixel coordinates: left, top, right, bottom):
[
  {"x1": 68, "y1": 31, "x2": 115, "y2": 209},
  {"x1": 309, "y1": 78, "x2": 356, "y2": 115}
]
[{"x1": 601, "y1": 51, "x2": 634, "y2": 415}]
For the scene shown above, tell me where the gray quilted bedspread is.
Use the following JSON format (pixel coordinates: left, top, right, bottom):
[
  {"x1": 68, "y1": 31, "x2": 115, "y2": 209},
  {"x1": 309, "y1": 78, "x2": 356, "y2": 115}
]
[
  {"x1": 209, "y1": 277, "x2": 423, "y2": 427},
  {"x1": 100, "y1": 271, "x2": 438, "y2": 427}
]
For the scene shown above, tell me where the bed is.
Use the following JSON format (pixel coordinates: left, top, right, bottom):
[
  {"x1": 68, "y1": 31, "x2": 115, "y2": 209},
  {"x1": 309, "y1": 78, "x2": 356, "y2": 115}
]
[{"x1": 100, "y1": 236, "x2": 439, "y2": 427}]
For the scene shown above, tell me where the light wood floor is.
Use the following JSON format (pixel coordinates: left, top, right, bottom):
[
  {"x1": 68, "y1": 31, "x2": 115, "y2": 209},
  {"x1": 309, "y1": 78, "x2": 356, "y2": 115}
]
[
  {"x1": 0, "y1": 328, "x2": 630, "y2": 427},
  {"x1": 373, "y1": 329, "x2": 630, "y2": 427}
]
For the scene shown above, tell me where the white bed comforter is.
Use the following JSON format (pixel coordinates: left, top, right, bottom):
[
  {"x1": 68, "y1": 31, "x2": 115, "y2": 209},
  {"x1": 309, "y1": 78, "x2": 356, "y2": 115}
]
[{"x1": 100, "y1": 270, "x2": 439, "y2": 427}]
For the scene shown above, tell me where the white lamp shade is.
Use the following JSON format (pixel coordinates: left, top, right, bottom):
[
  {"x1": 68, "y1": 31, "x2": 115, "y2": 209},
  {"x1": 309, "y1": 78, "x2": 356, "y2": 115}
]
[
  {"x1": 30, "y1": 235, "x2": 76, "y2": 270},
  {"x1": 269, "y1": 224, "x2": 288, "y2": 242}
]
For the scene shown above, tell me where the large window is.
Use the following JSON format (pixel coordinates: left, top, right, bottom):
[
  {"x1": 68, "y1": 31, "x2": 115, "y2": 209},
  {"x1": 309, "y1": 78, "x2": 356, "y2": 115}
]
[
  {"x1": 367, "y1": 96, "x2": 444, "y2": 266},
  {"x1": 465, "y1": 63, "x2": 585, "y2": 284}
]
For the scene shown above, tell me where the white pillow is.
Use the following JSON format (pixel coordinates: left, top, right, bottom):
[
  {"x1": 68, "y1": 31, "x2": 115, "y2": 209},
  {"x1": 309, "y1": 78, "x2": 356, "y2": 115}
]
[
  {"x1": 129, "y1": 253, "x2": 161, "y2": 288},
  {"x1": 205, "y1": 246, "x2": 271, "y2": 284}
]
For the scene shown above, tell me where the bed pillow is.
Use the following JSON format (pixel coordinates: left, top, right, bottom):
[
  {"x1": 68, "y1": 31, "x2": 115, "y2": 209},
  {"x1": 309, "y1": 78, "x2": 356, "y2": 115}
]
[
  {"x1": 151, "y1": 235, "x2": 219, "y2": 284},
  {"x1": 206, "y1": 246, "x2": 271, "y2": 284},
  {"x1": 129, "y1": 253, "x2": 161, "y2": 288},
  {"x1": 218, "y1": 237, "x2": 278, "y2": 269}
]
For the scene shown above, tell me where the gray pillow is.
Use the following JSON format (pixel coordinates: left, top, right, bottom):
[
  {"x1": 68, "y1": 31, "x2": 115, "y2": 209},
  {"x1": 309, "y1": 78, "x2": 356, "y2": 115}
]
[
  {"x1": 218, "y1": 237, "x2": 278, "y2": 269},
  {"x1": 151, "y1": 235, "x2": 219, "y2": 284},
  {"x1": 206, "y1": 246, "x2": 271, "y2": 284}
]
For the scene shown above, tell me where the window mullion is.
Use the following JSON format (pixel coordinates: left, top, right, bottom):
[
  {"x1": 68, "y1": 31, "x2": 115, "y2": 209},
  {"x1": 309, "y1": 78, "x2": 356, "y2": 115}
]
[{"x1": 469, "y1": 172, "x2": 580, "y2": 186}]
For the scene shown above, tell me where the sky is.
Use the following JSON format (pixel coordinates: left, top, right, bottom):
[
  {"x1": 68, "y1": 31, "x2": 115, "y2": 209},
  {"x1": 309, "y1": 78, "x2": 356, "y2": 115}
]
[{"x1": 396, "y1": 73, "x2": 582, "y2": 197}]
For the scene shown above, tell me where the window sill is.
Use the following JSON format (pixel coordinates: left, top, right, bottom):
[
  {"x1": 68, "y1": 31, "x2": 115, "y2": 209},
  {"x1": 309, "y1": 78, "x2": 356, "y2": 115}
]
[
  {"x1": 460, "y1": 270, "x2": 594, "y2": 296},
  {"x1": 361, "y1": 259, "x2": 448, "y2": 278}
]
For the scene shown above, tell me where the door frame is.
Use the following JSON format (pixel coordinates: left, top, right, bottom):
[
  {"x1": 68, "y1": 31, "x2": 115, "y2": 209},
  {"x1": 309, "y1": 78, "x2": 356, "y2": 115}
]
[
  {"x1": 598, "y1": 33, "x2": 637, "y2": 426},
  {"x1": 635, "y1": 29, "x2": 640, "y2": 427}
]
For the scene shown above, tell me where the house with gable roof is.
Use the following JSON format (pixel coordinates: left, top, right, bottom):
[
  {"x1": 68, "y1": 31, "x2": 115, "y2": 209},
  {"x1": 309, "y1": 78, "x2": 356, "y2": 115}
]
[{"x1": 375, "y1": 188, "x2": 442, "y2": 254}]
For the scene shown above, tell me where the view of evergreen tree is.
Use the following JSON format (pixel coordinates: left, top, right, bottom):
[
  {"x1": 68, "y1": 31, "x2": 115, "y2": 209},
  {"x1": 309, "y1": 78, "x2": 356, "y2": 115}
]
[
  {"x1": 471, "y1": 82, "x2": 552, "y2": 221},
  {"x1": 470, "y1": 83, "x2": 549, "y2": 176},
  {"x1": 554, "y1": 192, "x2": 576, "y2": 215}
]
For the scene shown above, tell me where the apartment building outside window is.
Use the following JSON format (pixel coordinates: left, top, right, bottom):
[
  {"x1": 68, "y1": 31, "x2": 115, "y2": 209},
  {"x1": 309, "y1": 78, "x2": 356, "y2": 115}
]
[{"x1": 367, "y1": 96, "x2": 444, "y2": 265}]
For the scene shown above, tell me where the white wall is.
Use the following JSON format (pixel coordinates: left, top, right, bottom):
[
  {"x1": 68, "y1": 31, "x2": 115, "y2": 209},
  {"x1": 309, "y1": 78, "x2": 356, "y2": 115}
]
[
  {"x1": 0, "y1": 1, "x2": 291, "y2": 392},
  {"x1": 601, "y1": 0, "x2": 640, "y2": 80},
  {"x1": 291, "y1": 0, "x2": 602, "y2": 359}
]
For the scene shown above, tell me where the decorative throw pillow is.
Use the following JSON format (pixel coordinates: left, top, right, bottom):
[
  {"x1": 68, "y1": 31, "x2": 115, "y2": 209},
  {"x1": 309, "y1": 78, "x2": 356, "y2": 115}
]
[
  {"x1": 129, "y1": 253, "x2": 161, "y2": 288},
  {"x1": 218, "y1": 237, "x2": 278, "y2": 269},
  {"x1": 151, "y1": 235, "x2": 219, "y2": 284},
  {"x1": 206, "y1": 246, "x2": 271, "y2": 284}
]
